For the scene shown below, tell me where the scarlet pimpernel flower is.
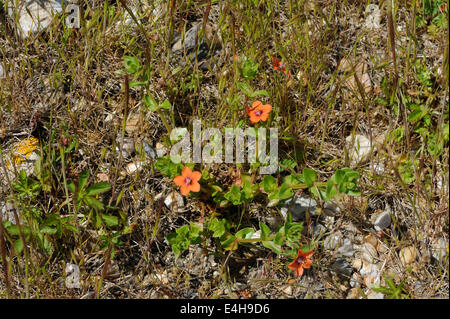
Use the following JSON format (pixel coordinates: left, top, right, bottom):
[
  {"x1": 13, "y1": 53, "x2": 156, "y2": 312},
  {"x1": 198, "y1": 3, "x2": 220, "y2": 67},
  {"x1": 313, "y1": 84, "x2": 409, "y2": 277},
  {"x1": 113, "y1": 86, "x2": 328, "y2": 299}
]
[
  {"x1": 288, "y1": 249, "x2": 313, "y2": 277},
  {"x1": 173, "y1": 167, "x2": 202, "y2": 196},
  {"x1": 272, "y1": 56, "x2": 291, "y2": 78},
  {"x1": 247, "y1": 101, "x2": 272, "y2": 124}
]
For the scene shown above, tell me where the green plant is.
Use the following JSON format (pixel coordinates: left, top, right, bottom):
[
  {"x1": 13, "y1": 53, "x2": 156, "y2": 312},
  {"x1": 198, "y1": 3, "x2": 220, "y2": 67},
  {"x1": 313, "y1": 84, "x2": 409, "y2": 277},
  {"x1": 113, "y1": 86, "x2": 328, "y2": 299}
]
[{"x1": 372, "y1": 274, "x2": 410, "y2": 299}]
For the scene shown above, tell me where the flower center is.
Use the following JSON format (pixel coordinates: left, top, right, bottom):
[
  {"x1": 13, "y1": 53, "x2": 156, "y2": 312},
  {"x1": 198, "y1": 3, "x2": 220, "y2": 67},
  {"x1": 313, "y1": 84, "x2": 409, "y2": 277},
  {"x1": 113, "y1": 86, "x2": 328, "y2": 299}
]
[
  {"x1": 297, "y1": 256, "x2": 305, "y2": 266},
  {"x1": 185, "y1": 177, "x2": 192, "y2": 185},
  {"x1": 255, "y1": 110, "x2": 263, "y2": 117}
]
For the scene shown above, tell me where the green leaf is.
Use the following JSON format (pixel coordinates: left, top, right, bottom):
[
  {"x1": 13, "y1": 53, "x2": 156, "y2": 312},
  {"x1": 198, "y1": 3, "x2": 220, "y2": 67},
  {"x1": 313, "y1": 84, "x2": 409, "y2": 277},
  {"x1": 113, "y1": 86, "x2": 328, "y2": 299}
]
[
  {"x1": 235, "y1": 227, "x2": 255, "y2": 239},
  {"x1": 144, "y1": 94, "x2": 159, "y2": 111},
  {"x1": 85, "y1": 182, "x2": 111, "y2": 196},
  {"x1": 251, "y1": 90, "x2": 269, "y2": 97},
  {"x1": 159, "y1": 100, "x2": 172, "y2": 110},
  {"x1": 262, "y1": 175, "x2": 277, "y2": 193},
  {"x1": 262, "y1": 240, "x2": 282, "y2": 254},
  {"x1": 224, "y1": 185, "x2": 243, "y2": 205},
  {"x1": 123, "y1": 55, "x2": 141, "y2": 74},
  {"x1": 14, "y1": 239, "x2": 23, "y2": 254},
  {"x1": 40, "y1": 226, "x2": 58, "y2": 235},
  {"x1": 259, "y1": 222, "x2": 270, "y2": 240},
  {"x1": 84, "y1": 196, "x2": 104, "y2": 210},
  {"x1": 67, "y1": 181, "x2": 76, "y2": 194},
  {"x1": 278, "y1": 183, "x2": 293, "y2": 200},
  {"x1": 221, "y1": 235, "x2": 238, "y2": 251},
  {"x1": 237, "y1": 82, "x2": 253, "y2": 97},
  {"x1": 303, "y1": 168, "x2": 317, "y2": 188},
  {"x1": 78, "y1": 170, "x2": 89, "y2": 191},
  {"x1": 101, "y1": 214, "x2": 119, "y2": 227}
]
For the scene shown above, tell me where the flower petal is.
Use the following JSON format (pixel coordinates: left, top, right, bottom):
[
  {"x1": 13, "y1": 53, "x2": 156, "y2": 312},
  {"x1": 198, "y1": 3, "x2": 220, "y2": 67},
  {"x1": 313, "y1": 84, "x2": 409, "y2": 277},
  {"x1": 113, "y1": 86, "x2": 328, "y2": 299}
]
[
  {"x1": 303, "y1": 259, "x2": 313, "y2": 269},
  {"x1": 252, "y1": 101, "x2": 262, "y2": 109},
  {"x1": 259, "y1": 112, "x2": 269, "y2": 122},
  {"x1": 288, "y1": 260, "x2": 298, "y2": 271},
  {"x1": 173, "y1": 175, "x2": 185, "y2": 186},
  {"x1": 191, "y1": 171, "x2": 202, "y2": 182},
  {"x1": 189, "y1": 181, "x2": 201, "y2": 193},
  {"x1": 262, "y1": 104, "x2": 272, "y2": 113},
  {"x1": 180, "y1": 185, "x2": 190, "y2": 196},
  {"x1": 296, "y1": 266, "x2": 304, "y2": 277},
  {"x1": 182, "y1": 166, "x2": 192, "y2": 177}
]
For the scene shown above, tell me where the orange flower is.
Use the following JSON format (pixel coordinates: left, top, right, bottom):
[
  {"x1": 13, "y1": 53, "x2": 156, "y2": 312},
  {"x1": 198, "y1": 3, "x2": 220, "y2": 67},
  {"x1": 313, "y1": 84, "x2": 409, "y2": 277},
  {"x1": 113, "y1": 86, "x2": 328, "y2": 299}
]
[
  {"x1": 173, "y1": 167, "x2": 202, "y2": 196},
  {"x1": 288, "y1": 249, "x2": 313, "y2": 277},
  {"x1": 247, "y1": 101, "x2": 272, "y2": 124},
  {"x1": 272, "y1": 56, "x2": 291, "y2": 78}
]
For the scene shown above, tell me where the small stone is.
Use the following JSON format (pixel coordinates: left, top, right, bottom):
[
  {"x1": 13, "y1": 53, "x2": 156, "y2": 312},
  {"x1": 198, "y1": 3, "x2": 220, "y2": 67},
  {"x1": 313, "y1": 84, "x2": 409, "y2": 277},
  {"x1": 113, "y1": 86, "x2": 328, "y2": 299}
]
[
  {"x1": 65, "y1": 263, "x2": 81, "y2": 289},
  {"x1": 364, "y1": 234, "x2": 378, "y2": 248},
  {"x1": 0, "y1": 64, "x2": 4, "y2": 79},
  {"x1": 323, "y1": 201, "x2": 341, "y2": 216},
  {"x1": 346, "y1": 134, "x2": 373, "y2": 165},
  {"x1": 364, "y1": 4, "x2": 381, "y2": 30},
  {"x1": 125, "y1": 114, "x2": 140, "y2": 135},
  {"x1": 1, "y1": 202, "x2": 17, "y2": 224},
  {"x1": 360, "y1": 261, "x2": 380, "y2": 288},
  {"x1": 338, "y1": 239, "x2": 355, "y2": 257},
  {"x1": 399, "y1": 246, "x2": 417, "y2": 266},
  {"x1": 155, "y1": 142, "x2": 167, "y2": 157},
  {"x1": 331, "y1": 258, "x2": 353, "y2": 278},
  {"x1": 361, "y1": 242, "x2": 378, "y2": 263},
  {"x1": 117, "y1": 137, "x2": 135, "y2": 158},
  {"x1": 280, "y1": 285, "x2": 293, "y2": 296},
  {"x1": 281, "y1": 193, "x2": 317, "y2": 221},
  {"x1": 142, "y1": 140, "x2": 156, "y2": 159},
  {"x1": 352, "y1": 258, "x2": 363, "y2": 272},
  {"x1": 324, "y1": 232, "x2": 343, "y2": 250},
  {"x1": 164, "y1": 192, "x2": 184, "y2": 212},
  {"x1": 431, "y1": 237, "x2": 448, "y2": 262},
  {"x1": 8, "y1": 0, "x2": 63, "y2": 39},
  {"x1": 366, "y1": 291, "x2": 384, "y2": 299},
  {"x1": 96, "y1": 173, "x2": 109, "y2": 182},
  {"x1": 347, "y1": 287, "x2": 360, "y2": 299},
  {"x1": 350, "y1": 272, "x2": 361, "y2": 288},
  {"x1": 125, "y1": 161, "x2": 144, "y2": 175},
  {"x1": 373, "y1": 210, "x2": 391, "y2": 231},
  {"x1": 313, "y1": 223, "x2": 327, "y2": 238}
]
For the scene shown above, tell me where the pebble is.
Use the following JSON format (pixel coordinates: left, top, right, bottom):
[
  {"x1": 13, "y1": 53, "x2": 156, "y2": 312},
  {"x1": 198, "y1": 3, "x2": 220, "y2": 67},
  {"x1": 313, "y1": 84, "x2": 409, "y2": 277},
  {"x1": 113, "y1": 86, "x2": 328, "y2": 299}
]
[
  {"x1": 313, "y1": 223, "x2": 327, "y2": 238},
  {"x1": 361, "y1": 242, "x2": 378, "y2": 263},
  {"x1": 280, "y1": 285, "x2": 293, "y2": 296},
  {"x1": 8, "y1": 0, "x2": 63, "y2": 38},
  {"x1": 359, "y1": 261, "x2": 380, "y2": 288},
  {"x1": 399, "y1": 246, "x2": 417, "y2": 266},
  {"x1": 337, "y1": 238, "x2": 355, "y2": 257},
  {"x1": 281, "y1": 193, "x2": 317, "y2": 221},
  {"x1": 0, "y1": 64, "x2": 4, "y2": 78},
  {"x1": 363, "y1": 234, "x2": 378, "y2": 248},
  {"x1": 352, "y1": 258, "x2": 362, "y2": 272},
  {"x1": 117, "y1": 137, "x2": 135, "y2": 159},
  {"x1": 155, "y1": 142, "x2": 168, "y2": 157},
  {"x1": 347, "y1": 287, "x2": 360, "y2": 299},
  {"x1": 364, "y1": 4, "x2": 382, "y2": 30},
  {"x1": 142, "y1": 140, "x2": 156, "y2": 159},
  {"x1": 324, "y1": 232, "x2": 343, "y2": 250},
  {"x1": 323, "y1": 201, "x2": 341, "y2": 216},
  {"x1": 330, "y1": 258, "x2": 353, "y2": 278},
  {"x1": 345, "y1": 134, "x2": 373, "y2": 165},
  {"x1": 125, "y1": 161, "x2": 145, "y2": 175},
  {"x1": 431, "y1": 237, "x2": 448, "y2": 262},
  {"x1": 1, "y1": 202, "x2": 16, "y2": 224},
  {"x1": 125, "y1": 114, "x2": 140, "y2": 135},
  {"x1": 366, "y1": 291, "x2": 384, "y2": 299},
  {"x1": 164, "y1": 192, "x2": 184, "y2": 212},
  {"x1": 373, "y1": 210, "x2": 391, "y2": 231},
  {"x1": 65, "y1": 263, "x2": 81, "y2": 289},
  {"x1": 171, "y1": 23, "x2": 220, "y2": 70},
  {"x1": 350, "y1": 272, "x2": 361, "y2": 288}
]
